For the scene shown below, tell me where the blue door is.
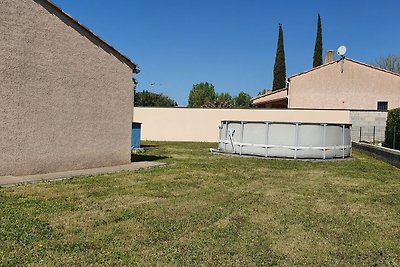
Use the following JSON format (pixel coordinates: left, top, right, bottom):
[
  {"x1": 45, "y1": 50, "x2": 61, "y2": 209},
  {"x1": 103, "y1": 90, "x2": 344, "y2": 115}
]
[{"x1": 131, "y1": 122, "x2": 142, "y2": 149}]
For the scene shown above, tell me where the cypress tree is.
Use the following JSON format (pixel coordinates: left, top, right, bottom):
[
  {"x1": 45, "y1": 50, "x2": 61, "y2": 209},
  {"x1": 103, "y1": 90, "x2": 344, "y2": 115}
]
[
  {"x1": 312, "y1": 14, "x2": 323, "y2": 68},
  {"x1": 272, "y1": 24, "x2": 286, "y2": 91}
]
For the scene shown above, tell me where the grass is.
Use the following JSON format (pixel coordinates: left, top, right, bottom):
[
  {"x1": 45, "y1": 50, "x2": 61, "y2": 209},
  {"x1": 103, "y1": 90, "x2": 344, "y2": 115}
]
[{"x1": 1, "y1": 141, "x2": 400, "y2": 266}]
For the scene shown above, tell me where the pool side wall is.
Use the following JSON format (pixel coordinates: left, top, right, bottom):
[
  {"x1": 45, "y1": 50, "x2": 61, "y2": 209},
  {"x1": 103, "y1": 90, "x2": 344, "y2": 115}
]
[{"x1": 218, "y1": 121, "x2": 352, "y2": 159}]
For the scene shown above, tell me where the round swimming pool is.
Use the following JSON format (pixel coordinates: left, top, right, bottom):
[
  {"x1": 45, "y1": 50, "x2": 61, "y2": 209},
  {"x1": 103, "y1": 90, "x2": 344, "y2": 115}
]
[{"x1": 217, "y1": 121, "x2": 352, "y2": 159}]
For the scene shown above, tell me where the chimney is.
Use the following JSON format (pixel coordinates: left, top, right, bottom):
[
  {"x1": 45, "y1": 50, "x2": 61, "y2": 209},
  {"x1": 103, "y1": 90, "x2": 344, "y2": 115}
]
[{"x1": 324, "y1": 50, "x2": 335, "y2": 64}]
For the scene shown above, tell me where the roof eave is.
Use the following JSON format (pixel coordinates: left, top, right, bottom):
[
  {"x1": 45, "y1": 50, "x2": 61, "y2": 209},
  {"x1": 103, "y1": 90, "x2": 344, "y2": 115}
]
[
  {"x1": 40, "y1": 0, "x2": 139, "y2": 72},
  {"x1": 251, "y1": 87, "x2": 288, "y2": 101},
  {"x1": 252, "y1": 97, "x2": 288, "y2": 106}
]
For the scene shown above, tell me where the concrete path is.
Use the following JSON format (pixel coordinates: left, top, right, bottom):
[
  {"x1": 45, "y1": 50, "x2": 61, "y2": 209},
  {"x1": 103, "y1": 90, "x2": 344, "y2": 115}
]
[{"x1": 0, "y1": 161, "x2": 166, "y2": 187}]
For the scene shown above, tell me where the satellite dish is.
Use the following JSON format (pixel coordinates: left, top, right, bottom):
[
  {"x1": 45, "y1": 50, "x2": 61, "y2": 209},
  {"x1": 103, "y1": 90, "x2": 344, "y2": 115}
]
[{"x1": 337, "y1": 45, "x2": 347, "y2": 57}]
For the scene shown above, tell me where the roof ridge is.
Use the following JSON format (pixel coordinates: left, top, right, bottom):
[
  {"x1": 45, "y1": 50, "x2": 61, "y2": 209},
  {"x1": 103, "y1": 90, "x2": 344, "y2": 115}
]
[
  {"x1": 288, "y1": 59, "x2": 340, "y2": 79},
  {"x1": 289, "y1": 58, "x2": 400, "y2": 80}
]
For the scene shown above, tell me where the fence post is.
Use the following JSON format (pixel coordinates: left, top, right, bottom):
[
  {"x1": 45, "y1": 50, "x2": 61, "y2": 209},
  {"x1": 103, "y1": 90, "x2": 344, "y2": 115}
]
[
  {"x1": 359, "y1": 127, "x2": 362, "y2": 142},
  {"x1": 373, "y1": 126, "x2": 376, "y2": 143},
  {"x1": 394, "y1": 125, "x2": 396, "y2": 149}
]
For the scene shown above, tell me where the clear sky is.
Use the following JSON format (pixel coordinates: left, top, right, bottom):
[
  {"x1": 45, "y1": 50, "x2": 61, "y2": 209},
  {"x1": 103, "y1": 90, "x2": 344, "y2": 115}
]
[{"x1": 52, "y1": 0, "x2": 400, "y2": 106}]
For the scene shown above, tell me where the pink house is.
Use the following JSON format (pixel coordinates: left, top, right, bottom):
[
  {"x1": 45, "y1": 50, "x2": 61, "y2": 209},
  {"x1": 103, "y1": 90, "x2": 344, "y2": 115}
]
[{"x1": 252, "y1": 57, "x2": 400, "y2": 111}]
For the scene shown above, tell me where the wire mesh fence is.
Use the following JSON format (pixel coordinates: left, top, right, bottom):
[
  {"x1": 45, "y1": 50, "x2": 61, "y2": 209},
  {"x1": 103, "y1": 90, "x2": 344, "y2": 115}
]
[
  {"x1": 353, "y1": 125, "x2": 400, "y2": 150},
  {"x1": 352, "y1": 126, "x2": 386, "y2": 144}
]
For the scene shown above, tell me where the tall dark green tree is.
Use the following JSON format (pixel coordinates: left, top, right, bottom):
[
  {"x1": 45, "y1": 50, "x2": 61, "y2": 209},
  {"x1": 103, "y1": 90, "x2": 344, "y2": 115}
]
[
  {"x1": 272, "y1": 24, "x2": 286, "y2": 91},
  {"x1": 313, "y1": 14, "x2": 323, "y2": 68}
]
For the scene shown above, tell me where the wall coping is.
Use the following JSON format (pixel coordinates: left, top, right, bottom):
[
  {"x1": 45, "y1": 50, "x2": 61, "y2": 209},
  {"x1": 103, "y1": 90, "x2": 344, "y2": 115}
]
[
  {"x1": 353, "y1": 142, "x2": 400, "y2": 168},
  {"x1": 356, "y1": 142, "x2": 400, "y2": 155}
]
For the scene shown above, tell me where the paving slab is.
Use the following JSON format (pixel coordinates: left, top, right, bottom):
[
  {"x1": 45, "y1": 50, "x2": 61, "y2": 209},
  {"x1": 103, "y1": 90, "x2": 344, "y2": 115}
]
[{"x1": 0, "y1": 161, "x2": 166, "y2": 187}]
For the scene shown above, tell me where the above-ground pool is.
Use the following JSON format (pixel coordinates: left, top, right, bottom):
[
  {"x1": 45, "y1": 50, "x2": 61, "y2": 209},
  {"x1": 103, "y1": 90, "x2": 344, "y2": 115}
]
[{"x1": 217, "y1": 121, "x2": 352, "y2": 159}]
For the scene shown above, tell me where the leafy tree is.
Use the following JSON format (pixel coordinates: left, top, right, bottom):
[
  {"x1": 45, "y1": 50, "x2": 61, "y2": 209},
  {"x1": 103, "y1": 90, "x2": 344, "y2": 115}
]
[
  {"x1": 134, "y1": 90, "x2": 177, "y2": 107},
  {"x1": 313, "y1": 14, "x2": 323, "y2": 68},
  {"x1": 199, "y1": 93, "x2": 233, "y2": 108},
  {"x1": 216, "y1": 93, "x2": 234, "y2": 108},
  {"x1": 272, "y1": 24, "x2": 286, "y2": 91},
  {"x1": 374, "y1": 55, "x2": 400, "y2": 73},
  {"x1": 188, "y1": 82, "x2": 217, "y2": 107},
  {"x1": 234, "y1": 92, "x2": 252, "y2": 108},
  {"x1": 187, "y1": 83, "x2": 252, "y2": 108},
  {"x1": 383, "y1": 108, "x2": 400, "y2": 150}
]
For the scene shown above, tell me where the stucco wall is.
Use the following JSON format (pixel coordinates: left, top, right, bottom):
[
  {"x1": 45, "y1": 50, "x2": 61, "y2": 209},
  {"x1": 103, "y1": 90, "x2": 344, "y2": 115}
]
[
  {"x1": 289, "y1": 60, "x2": 400, "y2": 110},
  {"x1": 134, "y1": 107, "x2": 350, "y2": 142},
  {"x1": 0, "y1": 0, "x2": 134, "y2": 175}
]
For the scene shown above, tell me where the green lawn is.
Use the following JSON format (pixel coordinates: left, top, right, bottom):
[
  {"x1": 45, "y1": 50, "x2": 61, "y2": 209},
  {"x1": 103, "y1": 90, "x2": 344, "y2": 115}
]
[{"x1": 1, "y1": 142, "x2": 400, "y2": 266}]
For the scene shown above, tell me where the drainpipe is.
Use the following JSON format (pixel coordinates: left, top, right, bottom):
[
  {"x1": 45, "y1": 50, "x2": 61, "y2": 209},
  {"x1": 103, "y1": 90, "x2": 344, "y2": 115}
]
[{"x1": 286, "y1": 79, "x2": 291, "y2": 108}]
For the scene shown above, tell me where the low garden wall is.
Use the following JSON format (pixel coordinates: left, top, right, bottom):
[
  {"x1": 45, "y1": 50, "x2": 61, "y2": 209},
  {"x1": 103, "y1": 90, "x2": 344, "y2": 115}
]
[{"x1": 353, "y1": 142, "x2": 400, "y2": 168}]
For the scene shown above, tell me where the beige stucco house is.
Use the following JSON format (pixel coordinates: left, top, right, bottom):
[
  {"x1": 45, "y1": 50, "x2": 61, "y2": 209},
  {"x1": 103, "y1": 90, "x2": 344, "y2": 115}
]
[
  {"x1": 252, "y1": 57, "x2": 400, "y2": 111},
  {"x1": 0, "y1": 0, "x2": 139, "y2": 176}
]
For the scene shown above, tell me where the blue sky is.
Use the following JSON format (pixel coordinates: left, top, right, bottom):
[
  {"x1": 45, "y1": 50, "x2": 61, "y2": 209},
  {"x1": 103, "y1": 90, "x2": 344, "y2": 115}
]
[{"x1": 52, "y1": 0, "x2": 400, "y2": 106}]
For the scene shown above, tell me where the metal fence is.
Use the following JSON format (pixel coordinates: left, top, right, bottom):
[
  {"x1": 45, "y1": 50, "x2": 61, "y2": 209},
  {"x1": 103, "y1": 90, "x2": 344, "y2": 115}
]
[
  {"x1": 352, "y1": 126, "x2": 386, "y2": 143},
  {"x1": 353, "y1": 125, "x2": 400, "y2": 150}
]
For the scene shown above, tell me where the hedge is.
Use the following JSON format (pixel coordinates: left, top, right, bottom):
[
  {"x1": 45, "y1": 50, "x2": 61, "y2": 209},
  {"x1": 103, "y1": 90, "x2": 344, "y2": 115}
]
[{"x1": 383, "y1": 108, "x2": 400, "y2": 150}]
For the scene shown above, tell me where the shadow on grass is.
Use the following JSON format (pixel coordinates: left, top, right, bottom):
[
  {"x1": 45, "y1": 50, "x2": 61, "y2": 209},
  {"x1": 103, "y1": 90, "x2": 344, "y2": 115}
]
[
  {"x1": 140, "y1": 144, "x2": 159, "y2": 149},
  {"x1": 131, "y1": 154, "x2": 168, "y2": 162}
]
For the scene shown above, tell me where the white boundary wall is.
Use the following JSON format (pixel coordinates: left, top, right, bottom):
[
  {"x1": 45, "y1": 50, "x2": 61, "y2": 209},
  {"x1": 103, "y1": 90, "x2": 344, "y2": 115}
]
[{"x1": 134, "y1": 108, "x2": 350, "y2": 142}]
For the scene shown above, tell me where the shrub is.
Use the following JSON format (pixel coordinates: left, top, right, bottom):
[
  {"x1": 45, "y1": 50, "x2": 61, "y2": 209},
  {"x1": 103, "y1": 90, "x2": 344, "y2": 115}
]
[{"x1": 383, "y1": 108, "x2": 400, "y2": 149}]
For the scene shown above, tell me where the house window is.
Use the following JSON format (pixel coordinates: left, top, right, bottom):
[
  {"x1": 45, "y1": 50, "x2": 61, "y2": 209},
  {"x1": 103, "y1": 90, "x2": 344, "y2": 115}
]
[{"x1": 377, "y1": 101, "x2": 388, "y2": 111}]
